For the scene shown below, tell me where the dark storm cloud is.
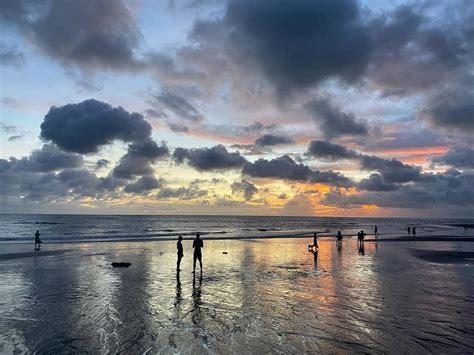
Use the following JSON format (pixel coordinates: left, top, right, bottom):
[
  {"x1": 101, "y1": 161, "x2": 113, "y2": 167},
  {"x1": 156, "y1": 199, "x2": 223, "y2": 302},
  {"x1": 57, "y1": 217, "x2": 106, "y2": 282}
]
[
  {"x1": 156, "y1": 186, "x2": 208, "y2": 200},
  {"x1": 360, "y1": 155, "x2": 421, "y2": 183},
  {"x1": 2, "y1": 144, "x2": 83, "y2": 172},
  {"x1": 153, "y1": 92, "x2": 203, "y2": 122},
  {"x1": 242, "y1": 155, "x2": 311, "y2": 181},
  {"x1": 124, "y1": 177, "x2": 164, "y2": 194},
  {"x1": 254, "y1": 134, "x2": 294, "y2": 147},
  {"x1": 231, "y1": 179, "x2": 258, "y2": 200},
  {"x1": 358, "y1": 173, "x2": 399, "y2": 192},
  {"x1": 325, "y1": 169, "x2": 474, "y2": 209},
  {"x1": 242, "y1": 155, "x2": 354, "y2": 187},
  {"x1": 57, "y1": 169, "x2": 101, "y2": 196},
  {"x1": 0, "y1": 0, "x2": 142, "y2": 71},
  {"x1": 308, "y1": 170, "x2": 354, "y2": 187},
  {"x1": 40, "y1": 99, "x2": 152, "y2": 154},
  {"x1": 172, "y1": 145, "x2": 247, "y2": 171},
  {"x1": 304, "y1": 98, "x2": 369, "y2": 138},
  {"x1": 220, "y1": 0, "x2": 372, "y2": 93},
  {"x1": 127, "y1": 139, "x2": 170, "y2": 161},
  {"x1": 368, "y1": 3, "x2": 474, "y2": 96},
  {"x1": 420, "y1": 87, "x2": 474, "y2": 133},
  {"x1": 432, "y1": 146, "x2": 474, "y2": 169},
  {"x1": 306, "y1": 140, "x2": 359, "y2": 161},
  {"x1": 112, "y1": 140, "x2": 168, "y2": 180},
  {"x1": 0, "y1": 42, "x2": 24, "y2": 67},
  {"x1": 112, "y1": 156, "x2": 154, "y2": 180}
]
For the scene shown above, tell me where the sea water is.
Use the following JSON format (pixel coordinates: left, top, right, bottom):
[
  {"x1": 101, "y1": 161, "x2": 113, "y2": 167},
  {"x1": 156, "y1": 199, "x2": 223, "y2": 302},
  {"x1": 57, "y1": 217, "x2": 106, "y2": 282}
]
[{"x1": 0, "y1": 214, "x2": 473, "y2": 243}]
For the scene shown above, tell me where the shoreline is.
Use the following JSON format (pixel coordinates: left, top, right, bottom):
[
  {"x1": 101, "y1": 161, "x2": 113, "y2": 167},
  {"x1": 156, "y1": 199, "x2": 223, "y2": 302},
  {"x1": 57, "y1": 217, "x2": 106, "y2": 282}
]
[{"x1": 1, "y1": 232, "x2": 473, "y2": 247}]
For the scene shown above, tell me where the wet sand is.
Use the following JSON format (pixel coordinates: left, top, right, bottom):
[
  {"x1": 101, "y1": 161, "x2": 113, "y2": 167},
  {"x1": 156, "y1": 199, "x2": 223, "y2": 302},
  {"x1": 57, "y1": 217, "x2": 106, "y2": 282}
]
[{"x1": 1, "y1": 238, "x2": 474, "y2": 353}]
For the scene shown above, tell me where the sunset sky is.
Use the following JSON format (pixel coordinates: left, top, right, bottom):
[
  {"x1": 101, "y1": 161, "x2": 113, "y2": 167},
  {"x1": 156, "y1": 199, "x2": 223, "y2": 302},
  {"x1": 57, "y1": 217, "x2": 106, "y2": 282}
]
[{"x1": 0, "y1": 0, "x2": 473, "y2": 217}]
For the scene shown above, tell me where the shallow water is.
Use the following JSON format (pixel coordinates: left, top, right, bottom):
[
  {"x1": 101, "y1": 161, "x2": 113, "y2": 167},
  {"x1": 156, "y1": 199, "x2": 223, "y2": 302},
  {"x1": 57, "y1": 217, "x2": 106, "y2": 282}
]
[{"x1": 1, "y1": 238, "x2": 474, "y2": 353}]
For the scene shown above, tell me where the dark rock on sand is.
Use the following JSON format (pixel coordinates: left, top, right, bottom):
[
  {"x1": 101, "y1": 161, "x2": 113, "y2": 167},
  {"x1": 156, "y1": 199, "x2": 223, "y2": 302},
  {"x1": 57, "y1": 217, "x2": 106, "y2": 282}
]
[{"x1": 111, "y1": 262, "x2": 131, "y2": 267}]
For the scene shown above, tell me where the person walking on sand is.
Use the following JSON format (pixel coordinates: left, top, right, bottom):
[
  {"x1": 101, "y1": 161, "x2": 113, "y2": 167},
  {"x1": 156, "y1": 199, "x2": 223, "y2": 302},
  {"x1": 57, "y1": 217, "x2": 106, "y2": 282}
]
[
  {"x1": 412, "y1": 227, "x2": 416, "y2": 237},
  {"x1": 193, "y1": 233, "x2": 204, "y2": 274},
  {"x1": 34, "y1": 230, "x2": 42, "y2": 251},
  {"x1": 407, "y1": 227, "x2": 411, "y2": 236},
  {"x1": 177, "y1": 236, "x2": 184, "y2": 272},
  {"x1": 374, "y1": 225, "x2": 378, "y2": 236}
]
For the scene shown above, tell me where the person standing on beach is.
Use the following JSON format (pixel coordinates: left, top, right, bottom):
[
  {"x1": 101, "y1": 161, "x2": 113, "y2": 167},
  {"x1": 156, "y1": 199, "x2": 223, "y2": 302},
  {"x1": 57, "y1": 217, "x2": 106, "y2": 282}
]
[
  {"x1": 374, "y1": 225, "x2": 378, "y2": 236},
  {"x1": 193, "y1": 233, "x2": 204, "y2": 274},
  {"x1": 34, "y1": 230, "x2": 41, "y2": 251},
  {"x1": 407, "y1": 227, "x2": 411, "y2": 235},
  {"x1": 412, "y1": 227, "x2": 416, "y2": 237},
  {"x1": 177, "y1": 236, "x2": 184, "y2": 272}
]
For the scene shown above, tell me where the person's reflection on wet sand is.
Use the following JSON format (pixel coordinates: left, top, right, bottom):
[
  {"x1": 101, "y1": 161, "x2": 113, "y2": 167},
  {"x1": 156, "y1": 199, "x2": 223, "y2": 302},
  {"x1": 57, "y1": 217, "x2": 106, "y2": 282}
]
[
  {"x1": 191, "y1": 273, "x2": 203, "y2": 338},
  {"x1": 358, "y1": 241, "x2": 365, "y2": 255},
  {"x1": 312, "y1": 250, "x2": 318, "y2": 270},
  {"x1": 174, "y1": 271, "x2": 182, "y2": 307}
]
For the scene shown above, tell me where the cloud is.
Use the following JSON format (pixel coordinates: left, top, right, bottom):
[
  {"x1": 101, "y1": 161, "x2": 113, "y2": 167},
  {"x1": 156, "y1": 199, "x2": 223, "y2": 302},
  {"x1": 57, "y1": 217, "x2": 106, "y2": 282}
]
[
  {"x1": 156, "y1": 186, "x2": 208, "y2": 200},
  {"x1": 254, "y1": 134, "x2": 294, "y2": 147},
  {"x1": 304, "y1": 97, "x2": 369, "y2": 138},
  {"x1": 112, "y1": 156, "x2": 153, "y2": 180},
  {"x1": 0, "y1": 122, "x2": 17, "y2": 133},
  {"x1": 0, "y1": 0, "x2": 142, "y2": 72},
  {"x1": 360, "y1": 155, "x2": 421, "y2": 183},
  {"x1": 229, "y1": 144, "x2": 266, "y2": 156},
  {"x1": 419, "y1": 87, "x2": 474, "y2": 133},
  {"x1": 231, "y1": 179, "x2": 258, "y2": 200},
  {"x1": 325, "y1": 169, "x2": 474, "y2": 209},
  {"x1": 1, "y1": 144, "x2": 83, "y2": 173},
  {"x1": 306, "y1": 140, "x2": 359, "y2": 161},
  {"x1": 219, "y1": 0, "x2": 371, "y2": 93},
  {"x1": 95, "y1": 159, "x2": 110, "y2": 170},
  {"x1": 432, "y1": 146, "x2": 474, "y2": 169},
  {"x1": 0, "y1": 42, "x2": 24, "y2": 67},
  {"x1": 358, "y1": 173, "x2": 399, "y2": 191},
  {"x1": 40, "y1": 99, "x2": 152, "y2": 154},
  {"x1": 242, "y1": 154, "x2": 353, "y2": 187},
  {"x1": 127, "y1": 139, "x2": 170, "y2": 161},
  {"x1": 368, "y1": 4, "x2": 474, "y2": 96},
  {"x1": 242, "y1": 155, "x2": 311, "y2": 181},
  {"x1": 152, "y1": 91, "x2": 203, "y2": 122},
  {"x1": 8, "y1": 135, "x2": 22, "y2": 142},
  {"x1": 124, "y1": 177, "x2": 164, "y2": 194},
  {"x1": 0, "y1": 96, "x2": 18, "y2": 107},
  {"x1": 172, "y1": 145, "x2": 247, "y2": 171}
]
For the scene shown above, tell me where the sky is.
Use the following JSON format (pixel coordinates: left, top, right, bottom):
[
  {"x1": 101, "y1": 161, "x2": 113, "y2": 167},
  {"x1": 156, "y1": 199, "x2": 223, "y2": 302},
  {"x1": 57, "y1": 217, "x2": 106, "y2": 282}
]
[{"x1": 0, "y1": 0, "x2": 473, "y2": 217}]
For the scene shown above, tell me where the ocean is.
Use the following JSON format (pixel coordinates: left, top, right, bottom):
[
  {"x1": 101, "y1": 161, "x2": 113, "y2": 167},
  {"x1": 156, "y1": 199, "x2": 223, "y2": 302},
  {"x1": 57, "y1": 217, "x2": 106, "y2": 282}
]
[{"x1": 1, "y1": 214, "x2": 473, "y2": 243}]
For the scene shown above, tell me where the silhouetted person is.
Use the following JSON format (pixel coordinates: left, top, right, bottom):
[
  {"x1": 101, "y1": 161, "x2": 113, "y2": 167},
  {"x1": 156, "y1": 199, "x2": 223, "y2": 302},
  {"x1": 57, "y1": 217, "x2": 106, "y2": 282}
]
[
  {"x1": 193, "y1": 233, "x2": 203, "y2": 274},
  {"x1": 34, "y1": 230, "x2": 41, "y2": 251},
  {"x1": 374, "y1": 225, "x2": 378, "y2": 236},
  {"x1": 336, "y1": 230, "x2": 343, "y2": 242},
  {"x1": 177, "y1": 236, "x2": 183, "y2": 272},
  {"x1": 412, "y1": 227, "x2": 416, "y2": 237},
  {"x1": 358, "y1": 230, "x2": 365, "y2": 249},
  {"x1": 407, "y1": 227, "x2": 411, "y2": 235},
  {"x1": 313, "y1": 232, "x2": 319, "y2": 250}
]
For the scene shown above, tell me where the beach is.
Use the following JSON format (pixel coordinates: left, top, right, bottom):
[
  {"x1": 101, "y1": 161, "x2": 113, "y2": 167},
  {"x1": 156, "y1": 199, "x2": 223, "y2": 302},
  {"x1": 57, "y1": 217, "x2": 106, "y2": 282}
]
[{"x1": 1, "y1": 236, "x2": 474, "y2": 353}]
